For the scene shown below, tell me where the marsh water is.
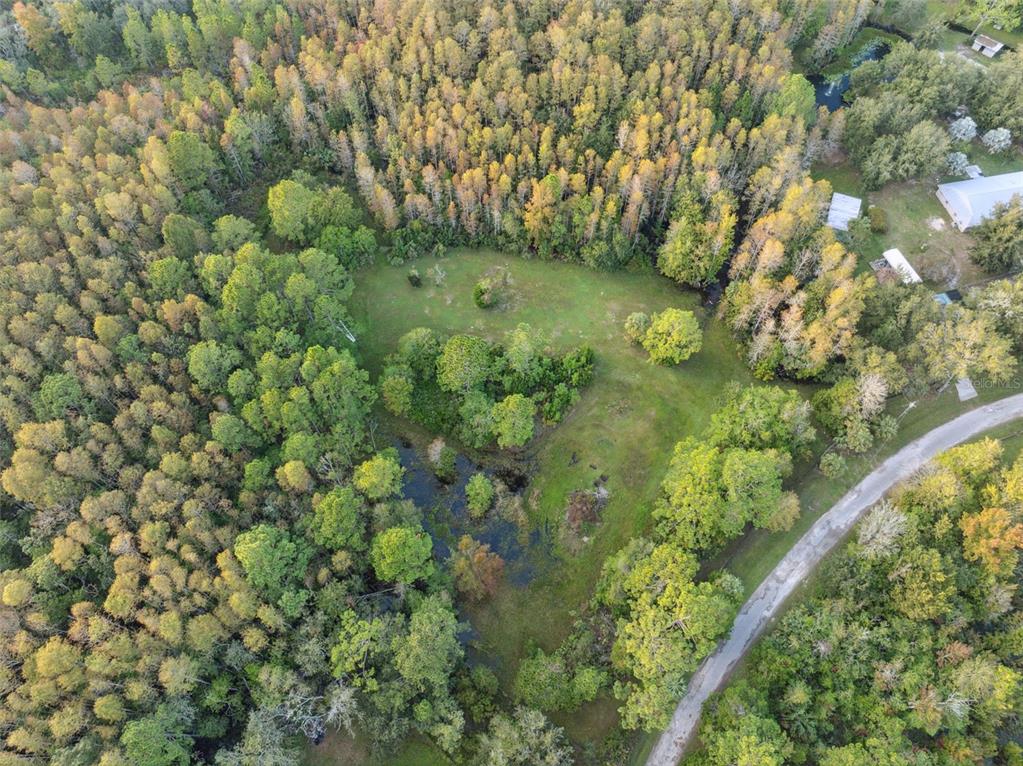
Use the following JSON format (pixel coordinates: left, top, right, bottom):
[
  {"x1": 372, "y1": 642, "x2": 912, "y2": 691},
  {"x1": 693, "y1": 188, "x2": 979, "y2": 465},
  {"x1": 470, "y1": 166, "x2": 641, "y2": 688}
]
[
  {"x1": 395, "y1": 442, "x2": 556, "y2": 587},
  {"x1": 810, "y1": 39, "x2": 891, "y2": 110}
]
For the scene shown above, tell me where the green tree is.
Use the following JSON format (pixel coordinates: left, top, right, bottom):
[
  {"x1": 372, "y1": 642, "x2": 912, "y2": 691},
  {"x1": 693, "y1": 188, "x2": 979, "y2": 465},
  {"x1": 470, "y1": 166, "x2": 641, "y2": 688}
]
[
  {"x1": 913, "y1": 308, "x2": 1016, "y2": 386},
  {"x1": 211, "y1": 414, "x2": 259, "y2": 452},
  {"x1": 33, "y1": 372, "x2": 91, "y2": 421},
  {"x1": 234, "y1": 525, "x2": 311, "y2": 600},
  {"x1": 370, "y1": 526, "x2": 434, "y2": 584},
  {"x1": 491, "y1": 394, "x2": 535, "y2": 448},
  {"x1": 353, "y1": 453, "x2": 404, "y2": 500},
  {"x1": 166, "y1": 131, "x2": 216, "y2": 191},
  {"x1": 397, "y1": 327, "x2": 442, "y2": 378},
  {"x1": 187, "y1": 340, "x2": 242, "y2": 393},
  {"x1": 476, "y1": 707, "x2": 572, "y2": 766},
  {"x1": 393, "y1": 593, "x2": 462, "y2": 692},
  {"x1": 436, "y1": 335, "x2": 491, "y2": 391},
  {"x1": 971, "y1": 196, "x2": 1023, "y2": 272},
  {"x1": 655, "y1": 439, "x2": 727, "y2": 550},
  {"x1": 310, "y1": 487, "x2": 366, "y2": 551},
  {"x1": 720, "y1": 448, "x2": 789, "y2": 530},
  {"x1": 611, "y1": 544, "x2": 743, "y2": 729},
  {"x1": 120, "y1": 703, "x2": 193, "y2": 766},
  {"x1": 770, "y1": 73, "x2": 816, "y2": 124},
  {"x1": 706, "y1": 385, "x2": 816, "y2": 456},
  {"x1": 704, "y1": 713, "x2": 789, "y2": 766},
  {"x1": 121, "y1": 7, "x2": 155, "y2": 69},
  {"x1": 465, "y1": 473, "x2": 494, "y2": 518},
  {"x1": 642, "y1": 308, "x2": 703, "y2": 365},
  {"x1": 267, "y1": 179, "x2": 318, "y2": 243},
  {"x1": 658, "y1": 192, "x2": 736, "y2": 288},
  {"x1": 148, "y1": 256, "x2": 193, "y2": 299}
]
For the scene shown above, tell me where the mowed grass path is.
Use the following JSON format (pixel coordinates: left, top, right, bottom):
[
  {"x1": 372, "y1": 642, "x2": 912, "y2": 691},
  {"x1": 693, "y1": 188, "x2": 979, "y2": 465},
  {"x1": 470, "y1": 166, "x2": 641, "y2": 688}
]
[{"x1": 347, "y1": 249, "x2": 753, "y2": 737}]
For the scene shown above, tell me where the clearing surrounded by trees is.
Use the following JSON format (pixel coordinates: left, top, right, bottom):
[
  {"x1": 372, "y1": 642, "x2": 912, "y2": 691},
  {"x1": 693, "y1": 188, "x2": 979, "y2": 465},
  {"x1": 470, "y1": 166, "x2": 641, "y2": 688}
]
[{"x1": 1, "y1": 1, "x2": 1022, "y2": 765}]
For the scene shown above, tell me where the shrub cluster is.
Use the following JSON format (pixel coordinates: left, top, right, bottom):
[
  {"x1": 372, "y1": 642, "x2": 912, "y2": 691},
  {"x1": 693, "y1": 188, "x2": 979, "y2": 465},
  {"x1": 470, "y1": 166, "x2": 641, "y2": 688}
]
[{"x1": 380, "y1": 325, "x2": 594, "y2": 449}]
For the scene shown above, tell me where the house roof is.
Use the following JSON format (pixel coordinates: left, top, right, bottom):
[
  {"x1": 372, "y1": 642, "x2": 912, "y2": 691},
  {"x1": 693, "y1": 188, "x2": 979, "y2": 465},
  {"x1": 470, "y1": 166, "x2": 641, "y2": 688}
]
[
  {"x1": 826, "y1": 192, "x2": 862, "y2": 231},
  {"x1": 937, "y1": 172, "x2": 1023, "y2": 229},
  {"x1": 882, "y1": 248, "x2": 922, "y2": 284},
  {"x1": 974, "y1": 34, "x2": 1004, "y2": 50}
]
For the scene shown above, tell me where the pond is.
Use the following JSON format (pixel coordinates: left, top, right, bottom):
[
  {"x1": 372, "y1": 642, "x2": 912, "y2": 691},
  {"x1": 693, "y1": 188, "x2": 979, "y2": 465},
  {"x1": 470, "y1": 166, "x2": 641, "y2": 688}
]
[
  {"x1": 810, "y1": 39, "x2": 891, "y2": 111},
  {"x1": 396, "y1": 442, "x2": 556, "y2": 588}
]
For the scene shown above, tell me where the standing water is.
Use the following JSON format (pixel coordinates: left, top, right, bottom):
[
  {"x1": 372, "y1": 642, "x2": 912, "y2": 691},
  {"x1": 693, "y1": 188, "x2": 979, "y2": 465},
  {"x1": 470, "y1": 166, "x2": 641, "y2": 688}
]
[
  {"x1": 395, "y1": 443, "x2": 555, "y2": 587},
  {"x1": 809, "y1": 39, "x2": 891, "y2": 111}
]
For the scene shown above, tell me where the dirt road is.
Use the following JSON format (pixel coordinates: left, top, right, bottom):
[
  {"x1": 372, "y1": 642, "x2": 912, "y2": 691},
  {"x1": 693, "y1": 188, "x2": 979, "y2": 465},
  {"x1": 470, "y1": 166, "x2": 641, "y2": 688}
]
[{"x1": 647, "y1": 393, "x2": 1023, "y2": 766}]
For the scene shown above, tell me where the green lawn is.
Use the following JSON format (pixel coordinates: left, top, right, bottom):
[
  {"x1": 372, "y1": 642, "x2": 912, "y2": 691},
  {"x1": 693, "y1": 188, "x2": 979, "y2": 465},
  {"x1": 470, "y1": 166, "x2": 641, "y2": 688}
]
[
  {"x1": 305, "y1": 731, "x2": 451, "y2": 766},
  {"x1": 813, "y1": 162, "x2": 979, "y2": 286},
  {"x1": 348, "y1": 248, "x2": 753, "y2": 641},
  {"x1": 343, "y1": 248, "x2": 755, "y2": 749},
  {"x1": 925, "y1": 0, "x2": 1023, "y2": 49}
]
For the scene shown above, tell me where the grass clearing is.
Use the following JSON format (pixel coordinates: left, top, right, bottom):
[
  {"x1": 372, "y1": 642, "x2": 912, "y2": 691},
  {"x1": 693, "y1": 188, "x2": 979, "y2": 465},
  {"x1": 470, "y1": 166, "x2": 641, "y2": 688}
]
[
  {"x1": 811, "y1": 155, "x2": 1023, "y2": 290},
  {"x1": 925, "y1": 0, "x2": 1023, "y2": 49},
  {"x1": 313, "y1": 245, "x2": 1023, "y2": 763},
  {"x1": 814, "y1": 162, "x2": 978, "y2": 286},
  {"x1": 347, "y1": 248, "x2": 755, "y2": 746},
  {"x1": 305, "y1": 731, "x2": 450, "y2": 766},
  {"x1": 349, "y1": 248, "x2": 753, "y2": 639}
]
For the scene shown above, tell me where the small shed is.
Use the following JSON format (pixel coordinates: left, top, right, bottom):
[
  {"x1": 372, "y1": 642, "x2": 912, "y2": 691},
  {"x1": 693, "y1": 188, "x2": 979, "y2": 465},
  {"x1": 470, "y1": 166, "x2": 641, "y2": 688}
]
[
  {"x1": 826, "y1": 192, "x2": 862, "y2": 231},
  {"x1": 972, "y1": 34, "x2": 1005, "y2": 57},
  {"x1": 956, "y1": 378, "x2": 978, "y2": 402},
  {"x1": 882, "y1": 248, "x2": 922, "y2": 285}
]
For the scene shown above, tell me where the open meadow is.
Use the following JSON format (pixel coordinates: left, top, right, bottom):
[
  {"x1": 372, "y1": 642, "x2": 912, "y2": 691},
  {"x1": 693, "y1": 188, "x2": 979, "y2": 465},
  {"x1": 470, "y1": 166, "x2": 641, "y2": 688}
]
[{"x1": 310, "y1": 247, "x2": 1023, "y2": 764}]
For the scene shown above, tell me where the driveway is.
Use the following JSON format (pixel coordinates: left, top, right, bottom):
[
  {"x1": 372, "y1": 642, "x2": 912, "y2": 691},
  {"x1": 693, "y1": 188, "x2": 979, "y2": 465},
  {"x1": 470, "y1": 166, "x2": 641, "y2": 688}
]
[{"x1": 647, "y1": 393, "x2": 1023, "y2": 766}]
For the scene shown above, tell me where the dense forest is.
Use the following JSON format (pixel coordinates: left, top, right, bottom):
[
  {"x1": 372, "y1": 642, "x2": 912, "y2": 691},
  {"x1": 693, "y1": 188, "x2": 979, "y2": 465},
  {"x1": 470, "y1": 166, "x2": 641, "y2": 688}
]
[
  {"x1": 689, "y1": 438, "x2": 1023, "y2": 765},
  {"x1": 0, "y1": 0, "x2": 1021, "y2": 764}
]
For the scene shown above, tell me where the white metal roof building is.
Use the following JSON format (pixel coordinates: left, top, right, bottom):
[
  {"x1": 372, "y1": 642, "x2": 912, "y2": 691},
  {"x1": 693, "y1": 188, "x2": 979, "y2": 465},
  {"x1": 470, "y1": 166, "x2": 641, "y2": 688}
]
[
  {"x1": 826, "y1": 192, "x2": 862, "y2": 231},
  {"x1": 937, "y1": 171, "x2": 1023, "y2": 230},
  {"x1": 972, "y1": 35, "x2": 1005, "y2": 57},
  {"x1": 882, "y1": 248, "x2": 922, "y2": 284}
]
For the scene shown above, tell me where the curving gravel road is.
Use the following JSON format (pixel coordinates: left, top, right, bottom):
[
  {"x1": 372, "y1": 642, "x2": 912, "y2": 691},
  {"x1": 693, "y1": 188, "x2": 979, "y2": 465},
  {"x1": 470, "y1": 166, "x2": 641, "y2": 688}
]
[{"x1": 647, "y1": 393, "x2": 1023, "y2": 766}]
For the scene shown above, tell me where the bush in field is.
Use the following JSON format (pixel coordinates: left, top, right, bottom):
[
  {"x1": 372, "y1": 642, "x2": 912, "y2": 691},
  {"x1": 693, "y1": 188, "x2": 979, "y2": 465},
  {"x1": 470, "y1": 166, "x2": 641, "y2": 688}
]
[
  {"x1": 623, "y1": 311, "x2": 650, "y2": 345},
  {"x1": 982, "y1": 127, "x2": 1012, "y2": 154},
  {"x1": 474, "y1": 278, "x2": 496, "y2": 308},
  {"x1": 867, "y1": 205, "x2": 888, "y2": 233},
  {"x1": 641, "y1": 308, "x2": 703, "y2": 365},
  {"x1": 819, "y1": 451, "x2": 847, "y2": 478}
]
